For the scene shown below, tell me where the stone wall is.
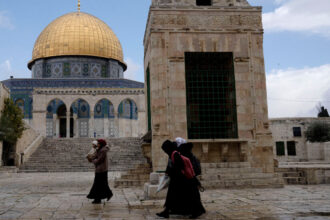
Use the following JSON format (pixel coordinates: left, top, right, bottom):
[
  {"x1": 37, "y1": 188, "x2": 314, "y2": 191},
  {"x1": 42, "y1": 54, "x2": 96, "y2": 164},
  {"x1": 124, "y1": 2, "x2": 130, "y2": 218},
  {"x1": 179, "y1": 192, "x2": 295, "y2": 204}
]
[
  {"x1": 270, "y1": 118, "x2": 330, "y2": 162},
  {"x1": 144, "y1": 2, "x2": 274, "y2": 172},
  {"x1": 0, "y1": 83, "x2": 9, "y2": 117},
  {"x1": 151, "y1": 0, "x2": 250, "y2": 7},
  {"x1": 0, "y1": 83, "x2": 9, "y2": 166},
  {"x1": 15, "y1": 123, "x2": 43, "y2": 166}
]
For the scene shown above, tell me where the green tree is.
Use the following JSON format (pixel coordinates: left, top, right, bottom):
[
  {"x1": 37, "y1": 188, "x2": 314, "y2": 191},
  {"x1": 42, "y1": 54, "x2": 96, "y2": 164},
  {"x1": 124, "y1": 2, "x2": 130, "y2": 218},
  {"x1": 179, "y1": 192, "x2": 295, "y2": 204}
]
[
  {"x1": 0, "y1": 98, "x2": 25, "y2": 144},
  {"x1": 305, "y1": 121, "x2": 330, "y2": 143}
]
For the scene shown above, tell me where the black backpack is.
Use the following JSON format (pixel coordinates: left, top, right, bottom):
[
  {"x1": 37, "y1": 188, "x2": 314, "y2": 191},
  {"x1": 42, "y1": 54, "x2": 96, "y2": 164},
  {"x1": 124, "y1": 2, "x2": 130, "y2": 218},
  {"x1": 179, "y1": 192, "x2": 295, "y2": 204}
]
[{"x1": 190, "y1": 155, "x2": 201, "y2": 176}]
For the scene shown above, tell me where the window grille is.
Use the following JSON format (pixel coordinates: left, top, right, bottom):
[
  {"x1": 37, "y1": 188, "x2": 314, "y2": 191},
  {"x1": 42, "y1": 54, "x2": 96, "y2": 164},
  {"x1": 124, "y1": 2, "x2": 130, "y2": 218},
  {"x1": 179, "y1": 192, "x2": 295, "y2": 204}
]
[
  {"x1": 185, "y1": 52, "x2": 238, "y2": 139},
  {"x1": 293, "y1": 127, "x2": 302, "y2": 137},
  {"x1": 287, "y1": 141, "x2": 296, "y2": 156},
  {"x1": 276, "y1": 142, "x2": 285, "y2": 156}
]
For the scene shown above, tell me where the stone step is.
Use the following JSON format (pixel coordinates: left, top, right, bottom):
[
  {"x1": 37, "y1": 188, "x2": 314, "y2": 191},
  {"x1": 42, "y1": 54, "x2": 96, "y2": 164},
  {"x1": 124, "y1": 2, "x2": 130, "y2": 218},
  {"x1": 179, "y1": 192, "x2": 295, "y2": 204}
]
[
  {"x1": 201, "y1": 177, "x2": 283, "y2": 189},
  {"x1": 19, "y1": 137, "x2": 148, "y2": 173},
  {"x1": 202, "y1": 167, "x2": 263, "y2": 174},
  {"x1": 114, "y1": 179, "x2": 147, "y2": 188},
  {"x1": 200, "y1": 172, "x2": 275, "y2": 181},
  {"x1": 202, "y1": 162, "x2": 251, "y2": 169},
  {"x1": 283, "y1": 177, "x2": 307, "y2": 184}
]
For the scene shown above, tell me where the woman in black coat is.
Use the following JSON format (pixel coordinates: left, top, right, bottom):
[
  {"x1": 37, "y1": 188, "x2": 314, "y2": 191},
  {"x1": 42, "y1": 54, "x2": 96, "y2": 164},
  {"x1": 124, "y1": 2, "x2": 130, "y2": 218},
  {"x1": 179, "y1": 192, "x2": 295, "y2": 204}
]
[
  {"x1": 87, "y1": 139, "x2": 113, "y2": 204},
  {"x1": 157, "y1": 140, "x2": 205, "y2": 219}
]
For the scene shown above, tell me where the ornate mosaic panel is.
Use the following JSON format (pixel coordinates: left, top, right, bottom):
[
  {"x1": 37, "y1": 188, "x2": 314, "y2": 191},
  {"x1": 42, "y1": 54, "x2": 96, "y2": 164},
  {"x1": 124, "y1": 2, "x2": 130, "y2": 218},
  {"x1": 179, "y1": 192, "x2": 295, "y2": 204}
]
[
  {"x1": 94, "y1": 99, "x2": 114, "y2": 119},
  {"x1": 63, "y1": 63, "x2": 71, "y2": 76},
  {"x1": 71, "y1": 63, "x2": 81, "y2": 77},
  {"x1": 44, "y1": 64, "x2": 52, "y2": 78},
  {"x1": 71, "y1": 99, "x2": 90, "y2": 118},
  {"x1": 46, "y1": 99, "x2": 65, "y2": 119},
  {"x1": 34, "y1": 64, "x2": 43, "y2": 78},
  {"x1": 11, "y1": 93, "x2": 33, "y2": 119},
  {"x1": 91, "y1": 64, "x2": 101, "y2": 77},
  {"x1": 52, "y1": 63, "x2": 63, "y2": 77},
  {"x1": 118, "y1": 99, "x2": 138, "y2": 120},
  {"x1": 83, "y1": 63, "x2": 89, "y2": 76},
  {"x1": 101, "y1": 65, "x2": 108, "y2": 78}
]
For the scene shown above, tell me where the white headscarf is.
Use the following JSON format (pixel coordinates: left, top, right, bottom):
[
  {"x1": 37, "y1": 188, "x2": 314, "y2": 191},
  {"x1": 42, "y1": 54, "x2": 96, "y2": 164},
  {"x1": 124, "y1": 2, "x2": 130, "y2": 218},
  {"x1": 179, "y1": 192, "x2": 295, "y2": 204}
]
[{"x1": 175, "y1": 137, "x2": 187, "y2": 147}]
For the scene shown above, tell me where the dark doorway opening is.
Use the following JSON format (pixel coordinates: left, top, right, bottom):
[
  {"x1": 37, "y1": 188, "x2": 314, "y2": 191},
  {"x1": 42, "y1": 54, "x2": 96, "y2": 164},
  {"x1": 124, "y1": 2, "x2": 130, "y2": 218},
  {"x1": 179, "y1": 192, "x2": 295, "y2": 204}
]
[
  {"x1": 1, "y1": 141, "x2": 15, "y2": 166},
  {"x1": 57, "y1": 104, "x2": 67, "y2": 138},
  {"x1": 196, "y1": 0, "x2": 212, "y2": 6}
]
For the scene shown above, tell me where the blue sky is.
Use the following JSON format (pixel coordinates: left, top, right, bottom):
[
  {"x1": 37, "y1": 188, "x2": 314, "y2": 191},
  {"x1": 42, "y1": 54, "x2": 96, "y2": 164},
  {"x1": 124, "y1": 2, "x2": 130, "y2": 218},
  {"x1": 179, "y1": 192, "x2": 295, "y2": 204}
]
[{"x1": 0, "y1": 0, "x2": 329, "y2": 118}]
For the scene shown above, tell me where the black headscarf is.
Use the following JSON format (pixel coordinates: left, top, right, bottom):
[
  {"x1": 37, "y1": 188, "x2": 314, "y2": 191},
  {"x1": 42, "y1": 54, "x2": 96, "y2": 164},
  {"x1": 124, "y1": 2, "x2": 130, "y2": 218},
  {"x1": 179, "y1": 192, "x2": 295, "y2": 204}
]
[
  {"x1": 179, "y1": 143, "x2": 193, "y2": 157},
  {"x1": 162, "y1": 140, "x2": 177, "y2": 156}
]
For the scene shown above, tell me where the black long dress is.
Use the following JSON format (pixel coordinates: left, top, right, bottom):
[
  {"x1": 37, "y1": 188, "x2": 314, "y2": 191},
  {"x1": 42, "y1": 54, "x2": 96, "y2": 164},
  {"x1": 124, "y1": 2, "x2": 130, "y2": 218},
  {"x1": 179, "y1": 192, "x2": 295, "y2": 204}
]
[
  {"x1": 164, "y1": 151, "x2": 206, "y2": 216},
  {"x1": 87, "y1": 171, "x2": 112, "y2": 200}
]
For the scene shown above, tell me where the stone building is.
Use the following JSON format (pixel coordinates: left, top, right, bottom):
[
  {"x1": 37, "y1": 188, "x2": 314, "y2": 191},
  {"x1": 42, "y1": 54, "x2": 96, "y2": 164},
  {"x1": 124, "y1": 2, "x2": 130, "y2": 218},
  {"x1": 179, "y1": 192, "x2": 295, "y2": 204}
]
[
  {"x1": 1, "y1": 11, "x2": 146, "y2": 139},
  {"x1": 270, "y1": 118, "x2": 330, "y2": 162},
  {"x1": 0, "y1": 83, "x2": 9, "y2": 117},
  {"x1": 0, "y1": 82, "x2": 10, "y2": 166},
  {"x1": 144, "y1": 0, "x2": 275, "y2": 174}
]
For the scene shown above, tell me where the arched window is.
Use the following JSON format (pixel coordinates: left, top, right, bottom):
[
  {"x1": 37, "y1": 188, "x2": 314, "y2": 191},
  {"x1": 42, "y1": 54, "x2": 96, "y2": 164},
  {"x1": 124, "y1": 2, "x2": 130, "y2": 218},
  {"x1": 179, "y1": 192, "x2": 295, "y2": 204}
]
[
  {"x1": 15, "y1": 99, "x2": 25, "y2": 114},
  {"x1": 71, "y1": 99, "x2": 90, "y2": 118},
  {"x1": 118, "y1": 99, "x2": 138, "y2": 120},
  {"x1": 46, "y1": 99, "x2": 65, "y2": 119},
  {"x1": 94, "y1": 99, "x2": 114, "y2": 118}
]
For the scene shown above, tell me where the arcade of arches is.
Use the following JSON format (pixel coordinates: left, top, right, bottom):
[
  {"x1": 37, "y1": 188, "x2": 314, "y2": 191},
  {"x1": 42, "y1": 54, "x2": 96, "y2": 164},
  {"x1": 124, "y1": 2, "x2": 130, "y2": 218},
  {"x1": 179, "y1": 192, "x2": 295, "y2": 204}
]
[{"x1": 28, "y1": 88, "x2": 146, "y2": 138}]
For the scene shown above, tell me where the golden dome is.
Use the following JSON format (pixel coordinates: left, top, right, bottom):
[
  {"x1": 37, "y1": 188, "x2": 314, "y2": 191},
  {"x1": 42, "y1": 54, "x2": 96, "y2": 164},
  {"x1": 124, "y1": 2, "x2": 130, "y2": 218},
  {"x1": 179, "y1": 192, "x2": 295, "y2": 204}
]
[{"x1": 28, "y1": 12, "x2": 125, "y2": 69}]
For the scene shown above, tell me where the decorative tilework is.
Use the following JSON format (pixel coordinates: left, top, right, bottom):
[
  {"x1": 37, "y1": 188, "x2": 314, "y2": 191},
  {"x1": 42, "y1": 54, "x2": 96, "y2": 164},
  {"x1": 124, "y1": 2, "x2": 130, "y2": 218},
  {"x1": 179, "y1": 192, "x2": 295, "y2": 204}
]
[
  {"x1": 83, "y1": 63, "x2": 89, "y2": 76},
  {"x1": 94, "y1": 99, "x2": 115, "y2": 119},
  {"x1": 71, "y1": 99, "x2": 90, "y2": 118},
  {"x1": 63, "y1": 63, "x2": 71, "y2": 76},
  {"x1": 118, "y1": 99, "x2": 138, "y2": 120},
  {"x1": 71, "y1": 63, "x2": 81, "y2": 77},
  {"x1": 46, "y1": 99, "x2": 65, "y2": 119}
]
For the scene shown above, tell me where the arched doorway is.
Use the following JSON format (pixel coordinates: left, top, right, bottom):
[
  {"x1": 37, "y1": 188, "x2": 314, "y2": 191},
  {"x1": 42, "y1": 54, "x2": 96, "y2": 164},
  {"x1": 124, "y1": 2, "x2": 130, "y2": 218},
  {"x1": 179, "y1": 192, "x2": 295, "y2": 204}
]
[
  {"x1": 57, "y1": 104, "x2": 67, "y2": 138},
  {"x1": 71, "y1": 99, "x2": 90, "y2": 137}
]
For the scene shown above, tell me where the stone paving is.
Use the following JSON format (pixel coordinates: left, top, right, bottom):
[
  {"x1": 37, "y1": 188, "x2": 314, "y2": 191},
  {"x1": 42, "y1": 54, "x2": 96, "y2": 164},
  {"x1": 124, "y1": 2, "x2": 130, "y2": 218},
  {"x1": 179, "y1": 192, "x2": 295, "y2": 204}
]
[{"x1": 0, "y1": 172, "x2": 330, "y2": 220}]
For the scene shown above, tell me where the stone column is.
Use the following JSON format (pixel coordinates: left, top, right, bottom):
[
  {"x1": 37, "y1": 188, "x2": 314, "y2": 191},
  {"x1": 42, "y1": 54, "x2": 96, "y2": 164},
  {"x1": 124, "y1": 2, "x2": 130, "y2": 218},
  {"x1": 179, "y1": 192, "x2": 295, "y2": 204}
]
[
  {"x1": 66, "y1": 111, "x2": 70, "y2": 138},
  {"x1": 74, "y1": 114, "x2": 78, "y2": 138},
  {"x1": 53, "y1": 114, "x2": 57, "y2": 138},
  {"x1": 90, "y1": 111, "x2": 95, "y2": 138},
  {"x1": 114, "y1": 112, "x2": 120, "y2": 138}
]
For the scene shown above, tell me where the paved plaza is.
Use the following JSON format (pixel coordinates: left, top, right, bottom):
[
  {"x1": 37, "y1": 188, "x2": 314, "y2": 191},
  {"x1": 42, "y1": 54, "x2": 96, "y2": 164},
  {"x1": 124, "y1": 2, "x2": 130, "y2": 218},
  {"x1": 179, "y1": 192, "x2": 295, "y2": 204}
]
[{"x1": 0, "y1": 172, "x2": 330, "y2": 220}]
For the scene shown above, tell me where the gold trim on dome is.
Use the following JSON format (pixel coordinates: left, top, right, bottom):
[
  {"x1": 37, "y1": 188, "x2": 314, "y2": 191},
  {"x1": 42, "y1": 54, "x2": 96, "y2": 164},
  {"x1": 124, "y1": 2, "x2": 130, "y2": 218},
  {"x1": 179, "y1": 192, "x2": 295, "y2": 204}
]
[{"x1": 28, "y1": 12, "x2": 124, "y2": 69}]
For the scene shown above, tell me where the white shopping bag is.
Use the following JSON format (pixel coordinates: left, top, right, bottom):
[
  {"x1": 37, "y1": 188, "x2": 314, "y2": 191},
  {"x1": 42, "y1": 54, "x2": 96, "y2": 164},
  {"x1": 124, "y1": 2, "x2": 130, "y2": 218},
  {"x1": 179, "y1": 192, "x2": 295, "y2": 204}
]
[{"x1": 157, "y1": 175, "x2": 170, "y2": 193}]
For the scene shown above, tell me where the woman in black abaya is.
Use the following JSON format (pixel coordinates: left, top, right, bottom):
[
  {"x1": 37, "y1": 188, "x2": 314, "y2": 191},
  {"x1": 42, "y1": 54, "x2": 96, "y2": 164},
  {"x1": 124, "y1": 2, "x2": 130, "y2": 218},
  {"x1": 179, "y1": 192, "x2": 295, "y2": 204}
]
[{"x1": 156, "y1": 140, "x2": 205, "y2": 219}]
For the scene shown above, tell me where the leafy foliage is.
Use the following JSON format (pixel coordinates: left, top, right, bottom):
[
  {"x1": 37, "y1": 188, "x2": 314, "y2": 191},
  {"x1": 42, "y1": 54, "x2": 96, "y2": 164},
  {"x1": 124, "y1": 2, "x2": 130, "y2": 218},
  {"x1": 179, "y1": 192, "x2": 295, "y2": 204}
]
[
  {"x1": 305, "y1": 121, "x2": 330, "y2": 143},
  {"x1": 0, "y1": 98, "x2": 25, "y2": 144}
]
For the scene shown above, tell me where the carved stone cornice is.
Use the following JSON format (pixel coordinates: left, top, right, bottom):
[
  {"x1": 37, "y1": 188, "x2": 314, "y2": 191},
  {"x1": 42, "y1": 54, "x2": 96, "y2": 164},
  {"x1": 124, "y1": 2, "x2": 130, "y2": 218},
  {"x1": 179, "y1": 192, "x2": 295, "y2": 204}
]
[{"x1": 33, "y1": 88, "x2": 144, "y2": 96}]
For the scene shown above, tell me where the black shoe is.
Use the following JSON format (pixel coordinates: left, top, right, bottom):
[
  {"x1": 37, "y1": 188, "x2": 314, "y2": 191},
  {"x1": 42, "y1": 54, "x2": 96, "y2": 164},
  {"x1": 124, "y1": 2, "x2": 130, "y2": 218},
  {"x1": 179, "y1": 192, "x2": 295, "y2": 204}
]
[
  {"x1": 156, "y1": 210, "x2": 169, "y2": 218},
  {"x1": 92, "y1": 199, "x2": 101, "y2": 204}
]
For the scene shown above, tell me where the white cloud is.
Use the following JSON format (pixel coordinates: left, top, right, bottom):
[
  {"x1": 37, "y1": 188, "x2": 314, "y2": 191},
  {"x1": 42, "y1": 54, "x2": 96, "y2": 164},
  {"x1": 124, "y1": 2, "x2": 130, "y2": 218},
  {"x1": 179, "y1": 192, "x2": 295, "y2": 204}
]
[
  {"x1": 263, "y1": 0, "x2": 330, "y2": 36},
  {"x1": 0, "y1": 60, "x2": 12, "y2": 80},
  {"x1": 0, "y1": 11, "x2": 14, "y2": 30},
  {"x1": 267, "y1": 64, "x2": 330, "y2": 118},
  {"x1": 124, "y1": 58, "x2": 143, "y2": 81}
]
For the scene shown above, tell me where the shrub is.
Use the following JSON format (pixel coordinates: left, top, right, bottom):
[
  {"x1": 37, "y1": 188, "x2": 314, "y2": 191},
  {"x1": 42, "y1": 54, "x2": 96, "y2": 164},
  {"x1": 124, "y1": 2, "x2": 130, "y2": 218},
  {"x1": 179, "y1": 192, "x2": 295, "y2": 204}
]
[
  {"x1": 0, "y1": 98, "x2": 25, "y2": 144},
  {"x1": 305, "y1": 121, "x2": 330, "y2": 143}
]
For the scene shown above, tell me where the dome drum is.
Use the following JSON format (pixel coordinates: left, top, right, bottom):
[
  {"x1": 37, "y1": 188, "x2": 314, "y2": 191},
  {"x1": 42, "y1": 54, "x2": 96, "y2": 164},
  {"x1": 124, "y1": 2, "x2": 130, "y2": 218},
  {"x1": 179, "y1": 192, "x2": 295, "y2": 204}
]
[{"x1": 31, "y1": 56, "x2": 124, "y2": 79}]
